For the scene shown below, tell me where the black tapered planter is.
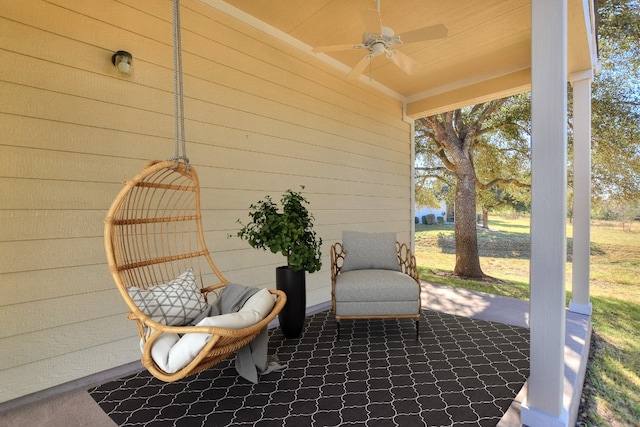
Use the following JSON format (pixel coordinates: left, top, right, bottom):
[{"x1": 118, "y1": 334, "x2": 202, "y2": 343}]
[{"x1": 276, "y1": 266, "x2": 306, "y2": 339}]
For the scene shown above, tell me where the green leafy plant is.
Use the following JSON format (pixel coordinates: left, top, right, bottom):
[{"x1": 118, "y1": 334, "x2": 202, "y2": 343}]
[{"x1": 236, "y1": 187, "x2": 322, "y2": 273}]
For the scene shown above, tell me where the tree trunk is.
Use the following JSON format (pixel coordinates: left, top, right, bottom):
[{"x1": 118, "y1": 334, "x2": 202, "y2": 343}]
[
  {"x1": 482, "y1": 208, "x2": 489, "y2": 228},
  {"x1": 453, "y1": 162, "x2": 485, "y2": 278}
]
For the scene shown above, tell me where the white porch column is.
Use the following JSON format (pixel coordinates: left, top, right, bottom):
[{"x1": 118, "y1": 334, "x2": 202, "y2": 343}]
[
  {"x1": 569, "y1": 72, "x2": 593, "y2": 316},
  {"x1": 521, "y1": 0, "x2": 568, "y2": 425}
]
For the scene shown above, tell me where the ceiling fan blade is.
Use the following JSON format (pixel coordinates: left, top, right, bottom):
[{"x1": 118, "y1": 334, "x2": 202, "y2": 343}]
[
  {"x1": 313, "y1": 44, "x2": 357, "y2": 53},
  {"x1": 389, "y1": 50, "x2": 422, "y2": 75},
  {"x1": 359, "y1": 7, "x2": 382, "y2": 34},
  {"x1": 397, "y1": 23, "x2": 448, "y2": 44},
  {"x1": 347, "y1": 55, "x2": 372, "y2": 79}
]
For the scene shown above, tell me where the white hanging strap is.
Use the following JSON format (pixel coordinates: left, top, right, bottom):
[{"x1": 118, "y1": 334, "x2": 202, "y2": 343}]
[{"x1": 169, "y1": 0, "x2": 189, "y2": 170}]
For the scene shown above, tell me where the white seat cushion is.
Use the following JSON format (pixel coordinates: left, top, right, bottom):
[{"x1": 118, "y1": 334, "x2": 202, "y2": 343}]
[{"x1": 149, "y1": 288, "x2": 276, "y2": 374}]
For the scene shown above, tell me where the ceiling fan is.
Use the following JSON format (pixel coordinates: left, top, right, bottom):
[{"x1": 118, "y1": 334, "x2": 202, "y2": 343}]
[{"x1": 312, "y1": 1, "x2": 448, "y2": 79}]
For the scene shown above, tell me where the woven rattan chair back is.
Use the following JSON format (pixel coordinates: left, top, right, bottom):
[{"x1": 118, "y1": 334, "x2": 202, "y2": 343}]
[
  {"x1": 105, "y1": 160, "x2": 224, "y2": 295},
  {"x1": 104, "y1": 160, "x2": 285, "y2": 381}
]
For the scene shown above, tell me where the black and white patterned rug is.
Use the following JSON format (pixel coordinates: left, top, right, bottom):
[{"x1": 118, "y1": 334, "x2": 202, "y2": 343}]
[{"x1": 90, "y1": 310, "x2": 529, "y2": 427}]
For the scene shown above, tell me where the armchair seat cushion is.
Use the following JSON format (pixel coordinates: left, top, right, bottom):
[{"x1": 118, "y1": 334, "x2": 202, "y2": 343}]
[
  {"x1": 335, "y1": 269, "x2": 420, "y2": 302},
  {"x1": 334, "y1": 269, "x2": 420, "y2": 317}
]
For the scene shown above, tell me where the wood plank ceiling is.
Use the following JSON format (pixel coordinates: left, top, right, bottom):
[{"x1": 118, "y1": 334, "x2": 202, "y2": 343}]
[{"x1": 215, "y1": 0, "x2": 597, "y2": 118}]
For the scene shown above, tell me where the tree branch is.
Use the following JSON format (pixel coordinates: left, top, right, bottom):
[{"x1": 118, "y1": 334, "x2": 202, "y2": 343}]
[
  {"x1": 415, "y1": 169, "x2": 454, "y2": 186},
  {"x1": 476, "y1": 178, "x2": 531, "y2": 190},
  {"x1": 464, "y1": 99, "x2": 508, "y2": 152}
]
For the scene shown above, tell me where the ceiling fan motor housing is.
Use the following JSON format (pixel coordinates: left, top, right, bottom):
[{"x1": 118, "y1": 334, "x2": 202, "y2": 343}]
[{"x1": 358, "y1": 26, "x2": 402, "y2": 57}]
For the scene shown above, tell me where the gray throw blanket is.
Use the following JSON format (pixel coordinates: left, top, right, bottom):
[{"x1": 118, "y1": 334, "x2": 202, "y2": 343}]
[{"x1": 191, "y1": 283, "x2": 284, "y2": 383}]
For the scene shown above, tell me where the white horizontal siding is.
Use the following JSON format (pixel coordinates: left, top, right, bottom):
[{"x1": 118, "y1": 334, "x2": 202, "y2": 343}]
[{"x1": 0, "y1": 0, "x2": 412, "y2": 402}]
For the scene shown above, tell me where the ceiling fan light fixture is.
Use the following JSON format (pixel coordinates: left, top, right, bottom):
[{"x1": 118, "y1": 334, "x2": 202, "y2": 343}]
[{"x1": 371, "y1": 42, "x2": 386, "y2": 56}]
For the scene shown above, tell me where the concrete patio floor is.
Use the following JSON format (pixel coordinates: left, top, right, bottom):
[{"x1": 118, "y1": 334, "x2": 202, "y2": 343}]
[
  {"x1": 0, "y1": 281, "x2": 591, "y2": 427},
  {"x1": 421, "y1": 282, "x2": 592, "y2": 427}
]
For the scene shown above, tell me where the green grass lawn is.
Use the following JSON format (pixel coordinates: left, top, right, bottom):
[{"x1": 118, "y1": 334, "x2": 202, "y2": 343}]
[{"x1": 414, "y1": 216, "x2": 640, "y2": 427}]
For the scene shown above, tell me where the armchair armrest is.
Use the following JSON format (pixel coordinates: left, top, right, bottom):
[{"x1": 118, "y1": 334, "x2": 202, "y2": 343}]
[
  {"x1": 397, "y1": 242, "x2": 419, "y2": 283},
  {"x1": 330, "y1": 242, "x2": 345, "y2": 280},
  {"x1": 330, "y1": 242, "x2": 345, "y2": 313}
]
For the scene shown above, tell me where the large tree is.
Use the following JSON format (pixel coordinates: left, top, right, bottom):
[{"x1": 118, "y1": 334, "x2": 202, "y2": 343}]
[{"x1": 415, "y1": 98, "x2": 531, "y2": 278}]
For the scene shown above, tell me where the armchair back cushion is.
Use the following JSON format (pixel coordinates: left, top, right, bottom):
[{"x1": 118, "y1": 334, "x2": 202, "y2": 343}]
[{"x1": 340, "y1": 231, "x2": 401, "y2": 272}]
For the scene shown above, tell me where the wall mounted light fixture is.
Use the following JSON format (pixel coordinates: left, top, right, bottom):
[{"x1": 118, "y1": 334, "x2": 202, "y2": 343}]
[{"x1": 111, "y1": 50, "x2": 133, "y2": 75}]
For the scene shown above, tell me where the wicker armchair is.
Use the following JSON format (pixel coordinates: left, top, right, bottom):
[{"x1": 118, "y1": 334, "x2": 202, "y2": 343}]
[
  {"x1": 330, "y1": 231, "x2": 421, "y2": 339},
  {"x1": 104, "y1": 160, "x2": 285, "y2": 382}
]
